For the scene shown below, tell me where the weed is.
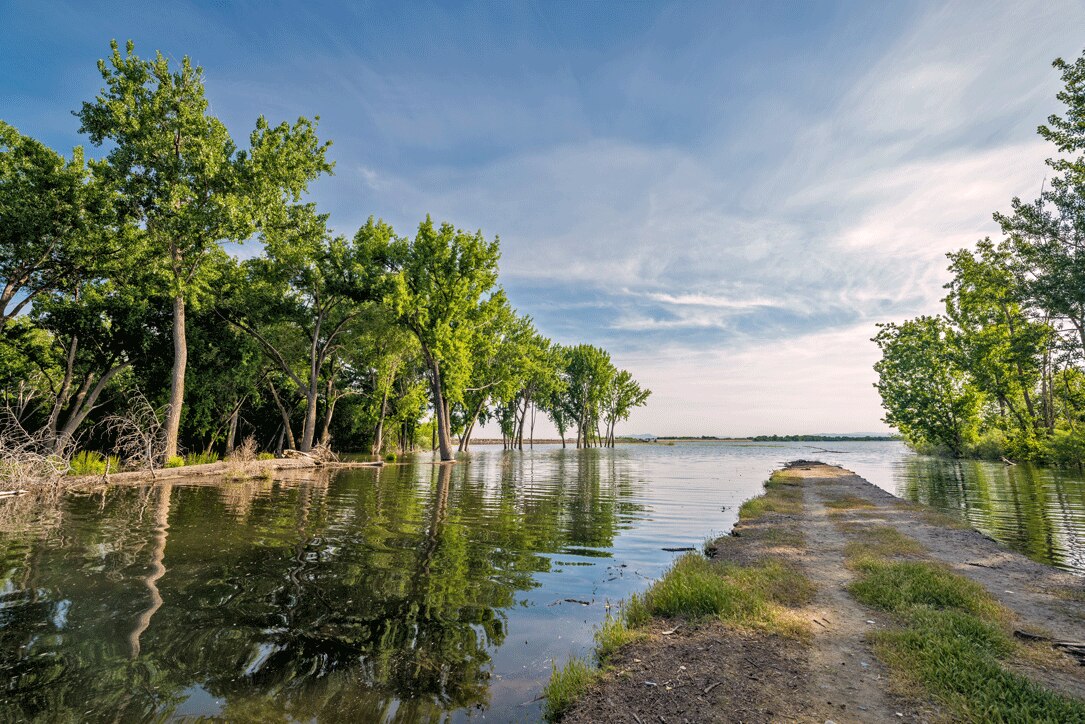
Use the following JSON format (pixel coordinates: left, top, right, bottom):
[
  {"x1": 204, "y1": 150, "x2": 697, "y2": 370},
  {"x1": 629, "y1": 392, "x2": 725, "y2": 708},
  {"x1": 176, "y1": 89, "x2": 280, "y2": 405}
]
[
  {"x1": 164, "y1": 455, "x2": 185, "y2": 469},
  {"x1": 257, "y1": 452, "x2": 275, "y2": 461}
]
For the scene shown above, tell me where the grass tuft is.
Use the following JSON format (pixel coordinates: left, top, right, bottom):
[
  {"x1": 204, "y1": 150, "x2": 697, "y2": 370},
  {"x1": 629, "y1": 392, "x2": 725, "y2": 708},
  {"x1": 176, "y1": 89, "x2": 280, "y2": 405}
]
[
  {"x1": 543, "y1": 657, "x2": 596, "y2": 721},
  {"x1": 164, "y1": 455, "x2": 185, "y2": 469}
]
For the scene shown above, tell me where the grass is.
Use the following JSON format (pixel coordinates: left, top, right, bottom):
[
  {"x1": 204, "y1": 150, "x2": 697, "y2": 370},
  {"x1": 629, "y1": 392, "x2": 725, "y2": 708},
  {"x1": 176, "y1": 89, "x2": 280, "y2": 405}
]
[
  {"x1": 543, "y1": 658, "x2": 596, "y2": 721},
  {"x1": 842, "y1": 525, "x2": 925, "y2": 562},
  {"x1": 68, "y1": 450, "x2": 121, "y2": 476},
  {"x1": 257, "y1": 452, "x2": 276, "y2": 461},
  {"x1": 823, "y1": 494, "x2": 875, "y2": 510},
  {"x1": 738, "y1": 471, "x2": 804, "y2": 519},
  {"x1": 847, "y1": 555, "x2": 1085, "y2": 722},
  {"x1": 164, "y1": 455, "x2": 185, "y2": 469},
  {"x1": 184, "y1": 450, "x2": 220, "y2": 466}
]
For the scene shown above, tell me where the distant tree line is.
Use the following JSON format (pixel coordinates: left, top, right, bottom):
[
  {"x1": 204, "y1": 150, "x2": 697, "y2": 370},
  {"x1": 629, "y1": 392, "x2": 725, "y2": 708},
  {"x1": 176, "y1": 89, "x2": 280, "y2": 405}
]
[
  {"x1": 874, "y1": 51, "x2": 1085, "y2": 466},
  {"x1": 0, "y1": 41, "x2": 650, "y2": 472}
]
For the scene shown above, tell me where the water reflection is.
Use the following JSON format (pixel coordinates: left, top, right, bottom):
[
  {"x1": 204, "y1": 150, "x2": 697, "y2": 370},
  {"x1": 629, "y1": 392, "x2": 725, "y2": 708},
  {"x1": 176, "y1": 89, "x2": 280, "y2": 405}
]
[
  {"x1": 0, "y1": 441, "x2": 1079, "y2": 721},
  {"x1": 0, "y1": 451, "x2": 645, "y2": 722},
  {"x1": 894, "y1": 456, "x2": 1085, "y2": 574}
]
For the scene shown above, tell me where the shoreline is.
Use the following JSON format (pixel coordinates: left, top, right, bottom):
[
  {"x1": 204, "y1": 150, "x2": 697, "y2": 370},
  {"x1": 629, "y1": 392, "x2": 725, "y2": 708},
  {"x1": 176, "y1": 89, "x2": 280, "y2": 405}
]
[
  {"x1": 547, "y1": 461, "x2": 1085, "y2": 722},
  {"x1": 60, "y1": 456, "x2": 385, "y2": 488}
]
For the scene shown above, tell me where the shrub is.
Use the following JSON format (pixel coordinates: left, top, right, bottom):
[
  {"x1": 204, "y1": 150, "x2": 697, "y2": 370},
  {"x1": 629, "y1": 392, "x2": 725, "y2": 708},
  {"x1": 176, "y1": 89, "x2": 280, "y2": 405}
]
[
  {"x1": 1044, "y1": 428, "x2": 1085, "y2": 467},
  {"x1": 164, "y1": 456, "x2": 185, "y2": 469},
  {"x1": 384, "y1": 452, "x2": 397, "y2": 462},
  {"x1": 257, "y1": 452, "x2": 275, "y2": 461}
]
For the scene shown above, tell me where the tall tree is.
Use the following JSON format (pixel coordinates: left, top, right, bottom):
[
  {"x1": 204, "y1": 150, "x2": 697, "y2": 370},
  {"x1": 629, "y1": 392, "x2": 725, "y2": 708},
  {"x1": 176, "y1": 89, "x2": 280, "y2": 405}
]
[
  {"x1": 383, "y1": 217, "x2": 501, "y2": 462},
  {"x1": 76, "y1": 40, "x2": 332, "y2": 459}
]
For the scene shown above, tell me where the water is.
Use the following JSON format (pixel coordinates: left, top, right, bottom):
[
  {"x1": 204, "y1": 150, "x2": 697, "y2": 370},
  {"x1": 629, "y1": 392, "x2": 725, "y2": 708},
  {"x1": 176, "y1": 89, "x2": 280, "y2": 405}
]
[{"x1": 0, "y1": 441, "x2": 1081, "y2": 721}]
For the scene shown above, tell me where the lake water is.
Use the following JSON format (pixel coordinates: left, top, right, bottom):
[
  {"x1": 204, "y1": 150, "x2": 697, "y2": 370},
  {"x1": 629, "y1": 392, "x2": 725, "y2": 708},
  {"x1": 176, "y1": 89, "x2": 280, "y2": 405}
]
[{"x1": 0, "y1": 441, "x2": 1081, "y2": 721}]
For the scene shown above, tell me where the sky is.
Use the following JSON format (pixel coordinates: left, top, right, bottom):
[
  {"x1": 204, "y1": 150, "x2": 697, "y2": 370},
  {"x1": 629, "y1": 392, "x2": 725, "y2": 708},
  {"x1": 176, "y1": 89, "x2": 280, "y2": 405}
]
[{"x1": 3, "y1": 0, "x2": 1084, "y2": 436}]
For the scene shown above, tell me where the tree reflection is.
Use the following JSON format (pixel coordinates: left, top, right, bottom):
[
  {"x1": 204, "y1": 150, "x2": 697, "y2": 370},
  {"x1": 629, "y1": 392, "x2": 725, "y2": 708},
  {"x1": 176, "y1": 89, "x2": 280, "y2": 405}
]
[{"x1": 0, "y1": 449, "x2": 644, "y2": 720}]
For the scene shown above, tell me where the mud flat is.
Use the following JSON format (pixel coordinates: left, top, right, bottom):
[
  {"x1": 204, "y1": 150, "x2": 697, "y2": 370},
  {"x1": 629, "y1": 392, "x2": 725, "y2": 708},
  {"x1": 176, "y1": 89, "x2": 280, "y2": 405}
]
[{"x1": 546, "y1": 461, "x2": 1085, "y2": 722}]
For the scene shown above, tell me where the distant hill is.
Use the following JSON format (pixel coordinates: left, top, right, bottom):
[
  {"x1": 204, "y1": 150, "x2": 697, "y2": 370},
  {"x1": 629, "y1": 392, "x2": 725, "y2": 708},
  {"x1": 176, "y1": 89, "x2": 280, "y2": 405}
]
[{"x1": 651, "y1": 434, "x2": 900, "y2": 442}]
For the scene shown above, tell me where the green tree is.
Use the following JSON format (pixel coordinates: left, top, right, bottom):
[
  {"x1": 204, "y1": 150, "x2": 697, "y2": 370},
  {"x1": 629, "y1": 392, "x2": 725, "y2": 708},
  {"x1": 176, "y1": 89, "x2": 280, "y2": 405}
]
[
  {"x1": 873, "y1": 316, "x2": 981, "y2": 455},
  {"x1": 0, "y1": 122, "x2": 107, "y2": 331},
  {"x1": 76, "y1": 40, "x2": 332, "y2": 459},
  {"x1": 601, "y1": 369, "x2": 651, "y2": 447},
  {"x1": 382, "y1": 217, "x2": 501, "y2": 462}
]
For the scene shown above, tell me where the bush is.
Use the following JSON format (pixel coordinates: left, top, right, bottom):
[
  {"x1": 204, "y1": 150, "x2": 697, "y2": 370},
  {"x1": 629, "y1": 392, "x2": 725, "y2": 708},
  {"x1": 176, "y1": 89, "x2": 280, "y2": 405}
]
[
  {"x1": 257, "y1": 452, "x2": 275, "y2": 461},
  {"x1": 384, "y1": 452, "x2": 397, "y2": 462},
  {"x1": 1044, "y1": 428, "x2": 1085, "y2": 467},
  {"x1": 68, "y1": 450, "x2": 120, "y2": 476},
  {"x1": 164, "y1": 456, "x2": 185, "y2": 469}
]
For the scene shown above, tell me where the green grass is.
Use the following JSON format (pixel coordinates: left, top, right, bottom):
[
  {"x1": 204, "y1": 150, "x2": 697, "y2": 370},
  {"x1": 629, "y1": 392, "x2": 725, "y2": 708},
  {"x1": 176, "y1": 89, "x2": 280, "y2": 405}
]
[
  {"x1": 842, "y1": 525, "x2": 925, "y2": 561},
  {"x1": 823, "y1": 494, "x2": 875, "y2": 510},
  {"x1": 257, "y1": 452, "x2": 276, "y2": 461},
  {"x1": 543, "y1": 657, "x2": 596, "y2": 721},
  {"x1": 68, "y1": 450, "x2": 120, "y2": 476},
  {"x1": 848, "y1": 557, "x2": 1085, "y2": 722},
  {"x1": 184, "y1": 450, "x2": 220, "y2": 466},
  {"x1": 738, "y1": 474, "x2": 803, "y2": 519},
  {"x1": 164, "y1": 455, "x2": 185, "y2": 469}
]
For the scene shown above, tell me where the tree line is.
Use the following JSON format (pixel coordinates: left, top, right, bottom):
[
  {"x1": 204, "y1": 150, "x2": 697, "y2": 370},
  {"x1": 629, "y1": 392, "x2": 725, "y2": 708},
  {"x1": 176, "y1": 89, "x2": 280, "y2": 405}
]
[
  {"x1": 0, "y1": 41, "x2": 650, "y2": 472},
  {"x1": 873, "y1": 50, "x2": 1085, "y2": 466}
]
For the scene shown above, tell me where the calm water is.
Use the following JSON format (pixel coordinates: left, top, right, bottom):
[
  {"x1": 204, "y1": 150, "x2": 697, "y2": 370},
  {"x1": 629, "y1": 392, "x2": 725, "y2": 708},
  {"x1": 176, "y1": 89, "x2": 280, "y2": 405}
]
[{"x1": 0, "y1": 441, "x2": 1081, "y2": 722}]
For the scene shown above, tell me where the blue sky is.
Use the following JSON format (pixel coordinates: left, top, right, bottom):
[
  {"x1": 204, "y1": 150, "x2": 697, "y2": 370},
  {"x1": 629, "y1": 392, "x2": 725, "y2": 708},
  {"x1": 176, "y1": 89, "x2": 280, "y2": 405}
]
[{"x1": 3, "y1": 1, "x2": 1084, "y2": 435}]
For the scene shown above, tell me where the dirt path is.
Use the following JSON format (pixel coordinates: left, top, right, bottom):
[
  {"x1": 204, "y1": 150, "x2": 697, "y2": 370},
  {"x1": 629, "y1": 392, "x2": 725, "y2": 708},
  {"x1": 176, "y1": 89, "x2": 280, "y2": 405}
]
[
  {"x1": 558, "y1": 462, "x2": 1085, "y2": 723},
  {"x1": 797, "y1": 466, "x2": 931, "y2": 722}
]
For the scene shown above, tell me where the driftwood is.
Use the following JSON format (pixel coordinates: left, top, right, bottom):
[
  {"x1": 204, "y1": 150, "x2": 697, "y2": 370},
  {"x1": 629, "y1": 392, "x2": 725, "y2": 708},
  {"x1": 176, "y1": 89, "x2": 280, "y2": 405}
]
[
  {"x1": 1014, "y1": 630, "x2": 1085, "y2": 664},
  {"x1": 1001, "y1": 456, "x2": 1018, "y2": 466}
]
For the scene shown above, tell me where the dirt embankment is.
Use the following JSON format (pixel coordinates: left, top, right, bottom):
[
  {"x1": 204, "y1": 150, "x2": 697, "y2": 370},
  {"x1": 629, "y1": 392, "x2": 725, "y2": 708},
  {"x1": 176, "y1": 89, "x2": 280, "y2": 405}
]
[{"x1": 558, "y1": 462, "x2": 1085, "y2": 723}]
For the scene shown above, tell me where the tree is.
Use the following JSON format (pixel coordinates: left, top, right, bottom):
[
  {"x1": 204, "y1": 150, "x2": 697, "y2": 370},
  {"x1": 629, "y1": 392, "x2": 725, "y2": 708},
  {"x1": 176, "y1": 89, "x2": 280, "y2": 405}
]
[
  {"x1": 601, "y1": 369, "x2": 651, "y2": 447},
  {"x1": 873, "y1": 317, "x2": 981, "y2": 455},
  {"x1": 76, "y1": 40, "x2": 332, "y2": 459},
  {"x1": 382, "y1": 217, "x2": 501, "y2": 462},
  {"x1": 0, "y1": 122, "x2": 107, "y2": 330},
  {"x1": 226, "y1": 207, "x2": 376, "y2": 452},
  {"x1": 944, "y1": 240, "x2": 1051, "y2": 441}
]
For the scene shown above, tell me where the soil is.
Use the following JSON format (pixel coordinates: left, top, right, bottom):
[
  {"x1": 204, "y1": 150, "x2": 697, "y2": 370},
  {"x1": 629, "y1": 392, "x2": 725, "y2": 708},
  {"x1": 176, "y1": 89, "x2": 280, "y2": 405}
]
[{"x1": 560, "y1": 461, "x2": 1085, "y2": 723}]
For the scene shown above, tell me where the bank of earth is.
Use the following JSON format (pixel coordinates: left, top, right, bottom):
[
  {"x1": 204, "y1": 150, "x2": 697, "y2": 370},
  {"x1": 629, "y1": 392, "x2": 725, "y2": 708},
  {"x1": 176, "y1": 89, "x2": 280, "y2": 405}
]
[{"x1": 548, "y1": 461, "x2": 1085, "y2": 723}]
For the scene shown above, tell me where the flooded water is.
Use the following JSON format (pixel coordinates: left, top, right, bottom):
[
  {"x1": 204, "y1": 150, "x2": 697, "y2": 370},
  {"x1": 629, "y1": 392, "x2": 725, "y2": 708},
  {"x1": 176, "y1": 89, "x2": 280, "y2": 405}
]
[{"x1": 0, "y1": 441, "x2": 1081, "y2": 721}]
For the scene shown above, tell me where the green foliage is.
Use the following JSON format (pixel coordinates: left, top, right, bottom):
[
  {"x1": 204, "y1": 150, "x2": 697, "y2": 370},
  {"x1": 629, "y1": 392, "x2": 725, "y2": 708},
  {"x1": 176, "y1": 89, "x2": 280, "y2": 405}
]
[
  {"x1": 164, "y1": 456, "x2": 185, "y2": 469},
  {"x1": 873, "y1": 317, "x2": 980, "y2": 456},
  {"x1": 257, "y1": 452, "x2": 275, "y2": 461},
  {"x1": 542, "y1": 658, "x2": 596, "y2": 721},
  {"x1": 184, "y1": 451, "x2": 220, "y2": 466},
  {"x1": 1044, "y1": 427, "x2": 1085, "y2": 467},
  {"x1": 68, "y1": 451, "x2": 120, "y2": 476},
  {"x1": 384, "y1": 453, "x2": 397, "y2": 462}
]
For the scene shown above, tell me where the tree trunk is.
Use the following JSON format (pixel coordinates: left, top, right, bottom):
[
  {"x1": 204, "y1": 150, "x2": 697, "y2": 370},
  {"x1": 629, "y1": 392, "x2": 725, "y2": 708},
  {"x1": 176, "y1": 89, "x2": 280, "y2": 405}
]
[
  {"x1": 45, "y1": 335, "x2": 79, "y2": 441},
  {"x1": 55, "y1": 363, "x2": 129, "y2": 451},
  {"x1": 372, "y1": 390, "x2": 388, "y2": 456},
  {"x1": 164, "y1": 294, "x2": 187, "y2": 460},
  {"x1": 428, "y1": 358, "x2": 455, "y2": 462},
  {"x1": 226, "y1": 402, "x2": 240, "y2": 451},
  {"x1": 299, "y1": 386, "x2": 318, "y2": 452},
  {"x1": 319, "y1": 393, "x2": 338, "y2": 448},
  {"x1": 268, "y1": 382, "x2": 296, "y2": 450}
]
